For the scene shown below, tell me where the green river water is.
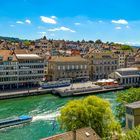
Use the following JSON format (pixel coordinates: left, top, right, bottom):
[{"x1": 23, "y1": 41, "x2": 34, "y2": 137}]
[{"x1": 0, "y1": 92, "x2": 120, "y2": 140}]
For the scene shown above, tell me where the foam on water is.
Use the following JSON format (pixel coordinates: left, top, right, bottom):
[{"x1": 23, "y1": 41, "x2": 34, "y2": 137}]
[{"x1": 32, "y1": 110, "x2": 60, "y2": 122}]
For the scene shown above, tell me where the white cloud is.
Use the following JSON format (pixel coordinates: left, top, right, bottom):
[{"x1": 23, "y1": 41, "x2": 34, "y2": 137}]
[
  {"x1": 115, "y1": 41, "x2": 140, "y2": 46},
  {"x1": 50, "y1": 33, "x2": 55, "y2": 36},
  {"x1": 126, "y1": 25, "x2": 130, "y2": 29},
  {"x1": 16, "y1": 21, "x2": 24, "y2": 24},
  {"x1": 112, "y1": 19, "x2": 128, "y2": 24},
  {"x1": 25, "y1": 19, "x2": 31, "y2": 24},
  {"x1": 38, "y1": 32, "x2": 47, "y2": 36},
  {"x1": 115, "y1": 26, "x2": 122, "y2": 30},
  {"x1": 74, "y1": 22, "x2": 81, "y2": 26},
  {"x1": 51, "y1": 16, "x2": 57, "y2": 19},
  {"x1": 40, "y1": 16, "x2": 57, "y2": 24},
  {"x1": 48, "y1": 26, "x2": 75, "y2": 32}
]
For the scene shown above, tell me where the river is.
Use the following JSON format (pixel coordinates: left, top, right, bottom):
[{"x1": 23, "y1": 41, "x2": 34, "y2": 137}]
[{"x1": 0, "y1": 91, "x2": 120, "y2": 140}]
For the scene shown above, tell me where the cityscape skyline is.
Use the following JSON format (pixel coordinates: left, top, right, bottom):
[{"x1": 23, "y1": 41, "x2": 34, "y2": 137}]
[{"x1": 0, "y1": 0, "x2": 140, "y2": 45}]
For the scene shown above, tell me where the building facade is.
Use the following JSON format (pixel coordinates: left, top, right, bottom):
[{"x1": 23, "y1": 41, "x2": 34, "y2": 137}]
[
  {"x1": 0, "y1": 50, "x2": 45, "y2": 90},
  {"x1": 87, "y1": 52, "x2": 118, "y2": 80},
  {"x1": 48, "y1": 56, "x2": 89, "y2": 82},
  {"x1": 125, "y1": 55, "x2": 135, "y2": 68},
  {"x1": 114, "y1": 51, "x2": 126, "y2": 68},
  {"x1": 126, "y1": 101, "x2": 140, "y2": 129},
  {"x1": 109, "y1": 68, "x2": 140, "y2": 87},
  {"x1": 114, "y1": 51, "x2": 136, "y2": 68}
]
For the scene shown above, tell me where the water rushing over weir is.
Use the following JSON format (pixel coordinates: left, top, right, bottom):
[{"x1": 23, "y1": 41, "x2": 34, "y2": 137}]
[{"x1": 0, "y1": 92, "x2": 120, "y2": 140}]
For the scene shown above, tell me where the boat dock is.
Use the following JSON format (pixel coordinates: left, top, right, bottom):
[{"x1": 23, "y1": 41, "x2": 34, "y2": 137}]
[
  {"x1": 52, "y1": 82, "x2": 124, "y2": 97},
  {"x1": 0, "y1": 81, "x2": 125, "y2": 100},
  {"x1": 0, "y1": 88, "x2": 52, "y2": 100}
]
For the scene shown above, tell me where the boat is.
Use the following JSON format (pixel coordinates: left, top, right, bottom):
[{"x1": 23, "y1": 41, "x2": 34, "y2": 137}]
[
  {"x1": 0, "y1": 115, "x2": 32, "y2": 129},
  {"x1": 40, "y1": 79, "x2": 71, "y2": 89}
]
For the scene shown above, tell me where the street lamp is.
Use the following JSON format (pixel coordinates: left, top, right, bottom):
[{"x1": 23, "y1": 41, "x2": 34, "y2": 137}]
[{"x1": 72, "y1": 116, "x2": 77, "y2": 140}]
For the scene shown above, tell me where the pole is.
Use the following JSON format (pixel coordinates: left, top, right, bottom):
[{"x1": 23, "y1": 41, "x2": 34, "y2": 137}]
[{"x1": 73, "y1": 130, "x2": 76, "y2": 140}]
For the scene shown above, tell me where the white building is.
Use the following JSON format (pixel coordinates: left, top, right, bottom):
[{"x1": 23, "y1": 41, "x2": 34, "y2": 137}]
[
  {"x1": 0, "y1": 50, "x2": 45, "y2": 90},
  {"x1": 109, "y1": 68, "x2": 140, "y2": 87}
]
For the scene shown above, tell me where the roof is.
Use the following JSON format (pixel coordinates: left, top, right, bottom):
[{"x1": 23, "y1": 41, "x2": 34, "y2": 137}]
[
  {"x1": 87, "y1": 52, "x2": 118, "y2": 59},
  {"x1": 126, "y1": 101, "x2": 140, "y2": 109},
  {"x1": 117, "y1": 67, "x2": 139, "y2": 72},
  {"x1": 14, "y1": 50, "x2": 30, "y2": 54},
  {"x1": 16, "y1": 54, "x2": 43, "y2": 60},
  {"x1": 0, "y1": 50, "x2": 17, "y2": 61},
  {"x1": 49, "y1": 56, "x2": 88, "y2": 63},
  {"x1": 41, "y1": 127, "x2": 101, "y2": 140}
]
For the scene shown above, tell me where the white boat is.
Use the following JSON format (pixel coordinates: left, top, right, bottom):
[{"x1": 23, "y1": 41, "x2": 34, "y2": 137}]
[
  {"x1": 0, "y1": 115, "x2": 32, "y2": 129},
  {"x1": 40, "y1": 79, "x2": 71, "y2": 89}
]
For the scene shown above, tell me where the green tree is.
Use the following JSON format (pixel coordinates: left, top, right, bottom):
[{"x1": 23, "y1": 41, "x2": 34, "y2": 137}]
[
  {"x1": 120, "y1": 45, "x2": 132, "y2": 50},
  {"x1": 116, "y1": 88, "x2": 140, "y2": 125},
  {"x1": 59, "y1": 96, "x2": 121, "y2": 139},
  {"x1": 23, "y1": 40, "x2": 31, "y2": 47},
  {"x1": 95, "y1": 39, "x2": 102, "y2": 44},
  {"x1": 121, "y1": 125, "x2": 140, "y2": 140}
]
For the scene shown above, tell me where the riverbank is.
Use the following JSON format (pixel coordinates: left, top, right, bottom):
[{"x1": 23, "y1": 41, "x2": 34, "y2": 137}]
[
  {"x1": 0, "y1": 86, "x2": 124, "y2": 100},
  {"x1": 0, "y1": 81, "x2": 125, "y2": 100},
  {"x1": 0, "y1": 88, "x2": 51, "y2": 100}
]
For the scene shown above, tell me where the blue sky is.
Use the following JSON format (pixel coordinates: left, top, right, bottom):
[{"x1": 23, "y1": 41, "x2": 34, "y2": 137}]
[{"x1": 0, "y1": 0, "x2": 140, "y2": 45}]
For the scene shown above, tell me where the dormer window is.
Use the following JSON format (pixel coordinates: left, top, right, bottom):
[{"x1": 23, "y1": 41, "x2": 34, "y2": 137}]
[
  {"x1": 8, "y1": 56, "x2": 13, "y2": 61},
  {"x1": 0, "y1": 56, "x2": 3, "y2": 61}
]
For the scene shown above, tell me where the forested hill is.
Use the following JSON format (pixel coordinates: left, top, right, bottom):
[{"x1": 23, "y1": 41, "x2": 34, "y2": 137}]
[{"x1": 0, "y1": 36, "x2": 27, "y2": 42}]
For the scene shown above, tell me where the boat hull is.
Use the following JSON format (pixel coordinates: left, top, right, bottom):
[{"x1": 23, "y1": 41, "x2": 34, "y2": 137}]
[{"x1": 0, "y1": 117, "x2": 32, "y2": 129}]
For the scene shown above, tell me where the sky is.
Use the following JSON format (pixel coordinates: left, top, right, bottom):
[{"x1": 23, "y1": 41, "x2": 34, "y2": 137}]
[{"x1": 0, "y1": 0, "x2": 140, "y2": 45}]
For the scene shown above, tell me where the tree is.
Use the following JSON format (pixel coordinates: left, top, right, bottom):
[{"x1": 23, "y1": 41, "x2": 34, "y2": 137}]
[
  {"x1": 121, "y1": 125, "x2": 140, "y2": 140},
  {"x1": 116, "y1": 88, "x2": 140, "y2": 125},
  {"x1": 23, "y1": 40, "x2": 31, "y2": 47},
  {"x1": 88, "y1": 40, "x2": 94, "y2": 43},
  {"x1": 95, "y1": 39, "x2": 102, "y2": 44},
  {"x1": 59, "y1": 96, "x2": 121, "y2": 139},
  {"x1": 120, "y1": 45, "x2": 132, "y2": 51}
]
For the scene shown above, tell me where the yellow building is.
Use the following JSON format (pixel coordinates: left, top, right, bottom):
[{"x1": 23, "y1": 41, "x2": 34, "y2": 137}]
[
  {"x1": 126, "y1": 101, "x2": 140, "y2": 129},
  {"x1": 48, "y1": 56, "x2": 89, "y2": 82}
]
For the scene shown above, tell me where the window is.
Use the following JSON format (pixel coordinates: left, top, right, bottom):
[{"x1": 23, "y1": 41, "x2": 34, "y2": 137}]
[
  {"x1": 8, "y1": 56, "x2": 13, "y2": 61},
  {"x1": 126, "y1": 107, "x2": 133, "y2": 115},
  {"x1": 62, "y1": 66, "x2": 65, "y2": 70},
  {"x1": 76, "y1": 65, "x2": 79, "y2": 69},
  {"x1": 67, "y1": 65, "x2": 70, "y2": 70},
  {"x1": 72, "y1": 65, "x2": 74, "y2": 69},
  {"x1": 128, "y1": 119, "x2": 133, "y2": 129},
  {"x1": 58, "y1": 66, "x2": 60, "y2": 70},
  {"x1": 0, "y1": 56, "x2": 3, "y2": 61}
]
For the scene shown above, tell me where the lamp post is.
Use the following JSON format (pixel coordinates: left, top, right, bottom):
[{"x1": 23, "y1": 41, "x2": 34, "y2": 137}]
[{"x1": 72, "y1": 116, "x2": 77, "y2": 140}]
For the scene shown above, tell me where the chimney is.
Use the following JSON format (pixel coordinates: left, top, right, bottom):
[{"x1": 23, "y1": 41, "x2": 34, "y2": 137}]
[{"x1": 73, "y1": 130, "x2": 76, "y2": 140}]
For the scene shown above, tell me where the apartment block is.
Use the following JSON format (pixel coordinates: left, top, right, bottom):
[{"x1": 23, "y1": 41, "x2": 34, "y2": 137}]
[{"x1": 0, "y1": 50, "x2": 45, "y2": 90}]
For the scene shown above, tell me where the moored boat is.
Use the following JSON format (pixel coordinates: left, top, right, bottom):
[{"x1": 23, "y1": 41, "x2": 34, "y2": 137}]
[
  {"x1": 40, "y1": 79, "x2": 71, "y2": 89},
  {"x1": 0, "y1": 115, "x2": 32, "y2": 129}
]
